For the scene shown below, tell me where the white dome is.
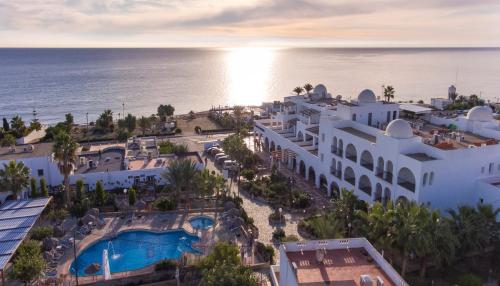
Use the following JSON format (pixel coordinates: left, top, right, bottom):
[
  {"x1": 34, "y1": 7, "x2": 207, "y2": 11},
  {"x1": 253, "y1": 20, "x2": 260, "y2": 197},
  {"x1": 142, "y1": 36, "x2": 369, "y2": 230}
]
[
  {"x1": 313, "y1": 84, "x2": 327, "y2": 96},
  {"x1": 386, "y1": 119, "x2": 413, "y2": 139},
  {"x1": 466, "y1": 106, "x2": 492, "y2": 122},
  {"x1": 358, "y1": 89, "x2": 376, "y2": 104}
]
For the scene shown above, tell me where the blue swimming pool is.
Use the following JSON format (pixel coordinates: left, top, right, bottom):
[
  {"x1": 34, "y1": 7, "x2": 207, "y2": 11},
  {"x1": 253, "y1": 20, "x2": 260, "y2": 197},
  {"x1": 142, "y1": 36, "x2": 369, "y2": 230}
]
[
  {"x1": 70, "y1": 230, "x2": 200, "y2": 276},
  {"x1": 189, "y1": 216, "x2": 215, "y2": 230}
]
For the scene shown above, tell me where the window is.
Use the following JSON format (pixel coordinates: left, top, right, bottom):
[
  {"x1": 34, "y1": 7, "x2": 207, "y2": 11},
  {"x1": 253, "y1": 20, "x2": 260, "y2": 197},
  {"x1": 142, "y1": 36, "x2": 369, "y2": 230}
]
[
  {"x1": 392, "y1": 111, "x2": 397, "y2": 120},
  {"x1": 422, "y1": 173, "x2": 428, "y2": 186},
  {"x1": 386, "y1": 111, "x2": 391, "y2": 122},
  {"x1": 37, "y1": 169, "x2": 44, "y2": 176},
  {"x1": 368, "y1": 113, "x2": 372, "y2": 126},
  {"x1": 429, "y1": 172, "x2": 434, "y2": 185},
  {"x1": 352, "y1": 113, "x2": 357, "y2": 121},
  {"x1": 489, "y1": 163, "x2": 494, "y2": 174}
]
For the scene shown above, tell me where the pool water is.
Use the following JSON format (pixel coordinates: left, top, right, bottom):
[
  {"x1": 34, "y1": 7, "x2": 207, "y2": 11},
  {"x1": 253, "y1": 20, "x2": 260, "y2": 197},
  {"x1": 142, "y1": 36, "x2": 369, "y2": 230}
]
[
  {"x1": 189, "y1": 216, "x2": 214, "y2": 230},
  {"x1": 70, "y1": 230, "x2": 200, "y2": 276}
]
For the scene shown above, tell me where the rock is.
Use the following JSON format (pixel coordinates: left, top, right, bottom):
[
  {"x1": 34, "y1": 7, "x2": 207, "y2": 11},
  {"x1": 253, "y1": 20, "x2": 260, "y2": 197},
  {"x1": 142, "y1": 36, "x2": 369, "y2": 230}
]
[
  {"x1": 43, "y1": 237, "x2": 59, "y2": 251},
  {"x1": 53, "y1": 225, "x2": 65, "y2": 237}
]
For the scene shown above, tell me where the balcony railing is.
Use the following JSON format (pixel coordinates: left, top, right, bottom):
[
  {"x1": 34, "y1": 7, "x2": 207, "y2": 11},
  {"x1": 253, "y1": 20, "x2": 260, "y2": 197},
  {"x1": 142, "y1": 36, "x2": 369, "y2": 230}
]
[
  {"x1": 360, "y1": 160, "x2": 374, "y2": 171},
  {"x1": 345, "y1": 176, "x2": 355, "y2": 186},
  {"x1": 359, "y1": 186, "x2": 372, "y2": 196},
  {"x1": 346, "y1": 153, "x2": 357, "y2": 163},
  {"x1": 398, "y1": 178, "x2": 416, "y2": 192}
]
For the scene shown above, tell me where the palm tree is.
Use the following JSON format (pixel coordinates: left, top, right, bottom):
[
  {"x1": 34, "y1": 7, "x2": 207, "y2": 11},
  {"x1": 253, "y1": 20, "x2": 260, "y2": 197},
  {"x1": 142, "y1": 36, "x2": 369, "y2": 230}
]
[
  {"x1": 161, "y1": 159, "x2": 198, "y2": 199},
  {"x1": 303, "y1": 83, "x2": 313, "y2": 94},
  {"x1": 10, "y1": 115, "x2": 26, "y2": 138},
  {"x1": 53, "y1": 131, "x2": 78, "y2": 205},
  {"x1": 0, "y1": 161, "x2": 30, "y2": 199},
  {"x1": 392, "y1": 201, "x2": 422, "y2": 277},
  {"x1": 383, "y1": 85, "x2": 395, "y2": 102},
  {"x1": 293, "y1": 86, "x2": 304, "y2": 96},
  {"x1": 138, "y1": 116, "x2": 151, "y2": 135},
  {"x1": 233, "y1": 106, "x2": 244, "y2": 132}
]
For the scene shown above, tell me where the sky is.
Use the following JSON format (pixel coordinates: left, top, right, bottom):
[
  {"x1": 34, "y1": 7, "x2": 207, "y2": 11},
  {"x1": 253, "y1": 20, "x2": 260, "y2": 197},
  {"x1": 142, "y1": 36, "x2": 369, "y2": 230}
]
[{"x1": 1, "y1": 0, "x2": 500, "y2": 47}]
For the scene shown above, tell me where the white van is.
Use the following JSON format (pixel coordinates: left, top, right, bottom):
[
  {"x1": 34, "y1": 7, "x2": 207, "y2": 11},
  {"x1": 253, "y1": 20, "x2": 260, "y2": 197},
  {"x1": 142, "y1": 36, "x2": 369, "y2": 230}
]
[{"x1": 223, "y1": 160, "x2": 239, "y2": 170}]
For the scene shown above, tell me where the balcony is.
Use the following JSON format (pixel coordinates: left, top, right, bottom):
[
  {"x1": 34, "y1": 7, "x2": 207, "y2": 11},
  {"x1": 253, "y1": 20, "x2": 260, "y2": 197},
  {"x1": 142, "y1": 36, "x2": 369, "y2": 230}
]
[
  {"x1": 375, "y1": 167, "x2": 384, "y2": 179},
  {"x1": 346, "y1": 153, "x2": 357, "y2": 163},
  {"x1": 398, "y1": 178, "x2": 416, "y2": 192},
  {"x1": 345, "y1": 176, "x2": 355, "y2": 186},
  {"x1": 360, "y1": 160, "x2": 374, "y2": 171}
]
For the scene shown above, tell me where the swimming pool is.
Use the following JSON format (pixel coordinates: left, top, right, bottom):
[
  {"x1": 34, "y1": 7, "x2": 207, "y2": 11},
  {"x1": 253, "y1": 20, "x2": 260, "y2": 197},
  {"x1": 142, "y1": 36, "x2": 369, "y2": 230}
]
[
  {"x1": 70, "y1": 230, "x2": 200, "y2": 276},
  {"x1": 189, "y1": 216, "x2": 215, "y2": 230}
]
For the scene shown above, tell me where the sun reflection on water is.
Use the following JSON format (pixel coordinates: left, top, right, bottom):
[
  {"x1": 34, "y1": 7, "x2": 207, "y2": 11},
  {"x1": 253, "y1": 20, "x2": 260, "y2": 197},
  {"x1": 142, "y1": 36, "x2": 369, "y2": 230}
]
[{"x1": 225, "y1": 47, "x2": 275, "y2": 106}]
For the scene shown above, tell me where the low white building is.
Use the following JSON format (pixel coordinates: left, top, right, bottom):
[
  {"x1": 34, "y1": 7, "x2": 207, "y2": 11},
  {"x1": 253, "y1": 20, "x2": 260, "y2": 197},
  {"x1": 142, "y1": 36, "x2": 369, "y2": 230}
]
[
  {"x1": 255, "y1": 84, "x2": 500, "y2": 217},
  {"x1": 271, "y1": 238, "x2": 407, "y2": 286},
  {"x1": 0, "y1": 137, "x2": 203, "y2": 203}
]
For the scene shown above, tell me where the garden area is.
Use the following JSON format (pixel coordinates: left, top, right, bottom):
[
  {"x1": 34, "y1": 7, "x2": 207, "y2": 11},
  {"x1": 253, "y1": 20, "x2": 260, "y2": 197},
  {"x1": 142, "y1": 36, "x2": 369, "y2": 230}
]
[{"x1": 297, "y1": 188, "x2": 500, "y2": 285}]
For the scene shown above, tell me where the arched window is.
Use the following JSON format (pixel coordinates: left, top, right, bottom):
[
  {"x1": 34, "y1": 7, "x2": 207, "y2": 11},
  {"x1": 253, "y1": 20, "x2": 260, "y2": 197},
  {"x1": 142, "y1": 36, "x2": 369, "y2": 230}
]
[
  {"x1": 344, "y1": 167, "x2": 356, "y2": 186},
  {"x1": 360, "y1": 150, "x2": 374, "y2": 171},
  {"x1": 345, "y1": 144, "x2": 357, "y2": 162},
  {"x1": 397, "y1": 167, "x2": 416, "y2": 192},
  {"x1": 429, "y1": 172, "x2": 434, "y2": 185},
  {"x1": 359, "y1": 175, "x2": 372, "y2": 196}
]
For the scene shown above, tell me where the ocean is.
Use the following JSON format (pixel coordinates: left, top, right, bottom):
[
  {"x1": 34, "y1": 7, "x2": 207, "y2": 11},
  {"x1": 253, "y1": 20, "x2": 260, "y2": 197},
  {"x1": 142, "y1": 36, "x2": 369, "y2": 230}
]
[{"x1": 1, "y1": 47, "x2": 499, "y2": 124}]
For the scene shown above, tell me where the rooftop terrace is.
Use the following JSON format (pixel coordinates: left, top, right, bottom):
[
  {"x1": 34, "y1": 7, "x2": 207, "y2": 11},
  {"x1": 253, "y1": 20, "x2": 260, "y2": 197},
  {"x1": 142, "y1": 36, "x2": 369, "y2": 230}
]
[
  {"x1": 339, "y1": 127, "x2": 377, "y2": 143},
  {"x1": 0, "y1": 143, "x2": 54, "y2": 160}
]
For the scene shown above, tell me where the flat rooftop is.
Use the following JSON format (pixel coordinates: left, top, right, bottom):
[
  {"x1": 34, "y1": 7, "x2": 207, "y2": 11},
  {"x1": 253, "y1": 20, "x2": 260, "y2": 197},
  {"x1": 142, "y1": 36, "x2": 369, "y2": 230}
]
[
  {"x1": 0, "y1": 143, "x2": 54, "y2": 160},
  {"x1": 286, "y1": 247, "x2": 395, "y2": 286},
  {"x1": 127, "y1": 153, "x2": 202, "y2": 171},
  {"x1": 75, "y1": 149, "x2": 125, "y2": 174},
  {"x1": 415, "y1": 122, "x2": 497, "y2": 150},
  {"x1": 339, "y1": 127, "x2": 377, "y2": 143}
]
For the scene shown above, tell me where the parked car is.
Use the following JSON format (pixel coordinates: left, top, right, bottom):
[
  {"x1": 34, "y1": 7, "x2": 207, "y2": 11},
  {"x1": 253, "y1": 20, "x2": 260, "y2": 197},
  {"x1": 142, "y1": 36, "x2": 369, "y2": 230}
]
[
  {"x1": 223, "y1": 160, "x2": 239, "y2": 170},
  {"x1": 216, "y1": 155, "x2": 230, "y2": 165},
  {"x1": 215, "y1": 153, "x2": 227, "y2": 161}
]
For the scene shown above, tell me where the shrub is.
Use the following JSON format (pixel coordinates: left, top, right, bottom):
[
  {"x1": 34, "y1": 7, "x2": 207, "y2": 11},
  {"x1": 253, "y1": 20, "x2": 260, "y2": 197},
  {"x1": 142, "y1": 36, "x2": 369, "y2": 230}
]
[
  {"x1": 116, "y1": 129, "x2": 129, "y2": 142},
  {"x1": 40, "y1": 178, "x2": 48, "y2": 197},
  {"x1": 290, "y1": 190, "x2": 311, "y2": 209},
  {"x1": 282, "y1": 235, "x2": 300, "y2": 242},
  {"x1": 46, "y1": 209, "x2": 69, "y2": 222},
  {"x1": 155, "y1": 197, "x2": 177, "y2": 211},
  {"x1": 158, "y1": 141, "x2": 188, "y2": 154},
  {"x1": 30, "y1": 226, "x2": 53, "y2": 241},
  {"x1": 272, "y1": 228, "x2": 286, "y2": 242},
  {"x1": 241, "y1": 169, "x2": 255, "y2": 181},
  {"x1": 240, "y1": 208, "x2": 254, "y2": 225},
  {"x1": 255, "y1": 242, "x2": 275, "y2": 264},
  {"x1": 457, "y1": 273, "x2": 482, "y2": 286},
  {"x1": 155, "y1": 259, "x2": 177, "y2": 272}
]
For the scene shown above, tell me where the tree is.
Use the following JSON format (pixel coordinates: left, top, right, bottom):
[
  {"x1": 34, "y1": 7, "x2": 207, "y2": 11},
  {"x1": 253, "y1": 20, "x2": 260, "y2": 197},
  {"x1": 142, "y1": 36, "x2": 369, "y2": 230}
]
[
  {"x1": 161, "y1": 159, "x2": 198, "y2": 198},
  {"x1": 10, "y1": 240, "x2": 46, "y2": 286},
  {"x1": 233, "y1": 106, "x2": 244, "y2": 132},
  {"x1": 157, "y1": 104, "x2": 175, "y2": 121},
  {"x1": 65, "y1": 113, "x2": 74, "y2": 131},
  {"x1": 0, "y1": 133, "x2": 15, "y2": 147},
  {"x1": 40, "y1": 178, "x2": 48, "y2": 197},
  {"x1": 0, "y1": 161, "x2": 30, "y2": 199},
  {"x1": 293, "y1": 86, "x2": 304, "y2": 96},
  {"x1": 138, "y1": 116, "x2": 151, "y2": 135},
  {"x1": 75, "y1": 179, "x2": 85, "y2": 202},
  {"x1": 2, "y1": 117, "x2": 9, "y2": 131},
  {"x1": 122, "y1": 113, "x2": 137, "y2": 133},
  {"x1": 304, "y1": 83, "x2": 313, "y2": 94},
  {"x1": 29, "y1": 119, "x2": 42, "y2": 132},
  {"x1": 96, "y1": 109, "x2": 114, "y2": 133},
  {"x1": 383, "y1": 85, "x2": 395, "y2": 102},
  {"x1": 449, "y1": 92, "x2": 458, "y2": 102},
  {"x1": 30, "y1": 177, "x2": 38, "y2": 198},
  {"x1": 10, "y1": 115, "x2": 26, "y2": 138},
  {"x1": 52, "y1": 131, "x2": 78, "y2": 205},
  {"x1": 95, "y1": 181, "x2": 106, "y2": 206},
  {"x1": 128, "y1": 187, "x2": 136, "y2": 206}
]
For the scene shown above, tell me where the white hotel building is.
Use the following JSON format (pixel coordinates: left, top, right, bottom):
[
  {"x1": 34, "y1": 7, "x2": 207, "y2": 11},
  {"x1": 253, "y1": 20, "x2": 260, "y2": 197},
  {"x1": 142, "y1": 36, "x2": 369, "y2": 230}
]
[{"x1": 255, "y1": 84, "x2": 500, "y2": 215}]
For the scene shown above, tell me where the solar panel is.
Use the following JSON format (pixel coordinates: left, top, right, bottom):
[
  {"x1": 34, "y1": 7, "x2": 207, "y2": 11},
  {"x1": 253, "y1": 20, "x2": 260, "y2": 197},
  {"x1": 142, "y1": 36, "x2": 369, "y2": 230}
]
[
  {"x1": 0, "y1": 207, "x2": 46, "y2": 220},
  {"x1": 0, "y1": 197, "x2": 51, "y2": 211},
  {"x1": 0, "y1": 255, "x2": 10, "y2": 269},
  {"x1": 0, "y1": 216, "x2": 37, "y2": 231},
  {"x1": 0, "y1": 228, "x2": 29, "y2": 242},
  {"x1": 0, "y1": 240, "x2": 21, "y2": 255}
]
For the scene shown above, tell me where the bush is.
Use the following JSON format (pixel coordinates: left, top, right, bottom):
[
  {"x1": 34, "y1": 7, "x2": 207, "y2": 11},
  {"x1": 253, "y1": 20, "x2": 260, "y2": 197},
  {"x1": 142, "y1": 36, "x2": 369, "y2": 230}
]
[
  {"x1": 290, "y1": 190, "x2": 311, "y2": 209},
  {"x1": 457, "y1": 273, "x2": 482, "y2": 286},
  {"x1": 155, "y1": 259, "x2": 177, "y2": 272},
  {"x1": 30, "y1": 226, "x2": 53, "y2": 241},
  {"x1": 116, "y1": 129, "x2": 129, "y2": 142},
  {"x1": 46, "y1": 209, "x2": 69, "y2": 222},
  {"x1": 241, "y1": 169, "x2": 255, "y2": 181},
  {"x1": 272, "y1": 228, "x2": 286, "y2": 242},
  {"x1": 240, "y1": 208, "x2": 254, "y2": 225},
  {"x1": 282, "y1": 235, "x2": 300, "y2": 242},
  {"x1": 255, "y1": 242, "x2": 275, "y2": 264},
  {"x1": 155, "y1": 197, "x2": 177, "y2": 211},
  {"x1": 158, "y1": 141, "x2": 188, "y2": 155}
]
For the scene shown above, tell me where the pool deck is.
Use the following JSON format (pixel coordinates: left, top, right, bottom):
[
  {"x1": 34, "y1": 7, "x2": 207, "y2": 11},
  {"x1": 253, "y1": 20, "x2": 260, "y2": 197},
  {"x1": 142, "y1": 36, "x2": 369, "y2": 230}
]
[{"x1": 57, "y1": 211, "x2": 221, "y2": 285}]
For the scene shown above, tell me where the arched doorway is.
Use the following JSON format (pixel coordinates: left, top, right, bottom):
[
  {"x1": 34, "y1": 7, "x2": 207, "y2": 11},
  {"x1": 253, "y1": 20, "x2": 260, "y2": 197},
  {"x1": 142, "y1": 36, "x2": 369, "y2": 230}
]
[
  {"x1": 345, "y1": 143, "x2": 357, "y2": 162},
  {"x1": 374, "y1": 183, "x2": 383, "y2": 202},
  {"x1": 330, "y1": 182, "x2": 340, "y2": 199},
  {"x1": 376, "y1": 157, "x2": 384, "y2": 178},
  {"x1": 386, "y1": 160, "x2": 394, "y2": 183},
  {"x1": 344, "y1": 167, "x2": 355, "y2": 186},
  {"x1": 297, "y1": 131, "x2": 304, "y2": 141},
  {"x1": 360, "y1": 150, "x2": 374, "y2": 171},
  {"x1": 308, "y1": 166, "x2": 316, "y2": 184},
  {"x1": 397, "y1": 167, "x2": 416, "y2": 192},
  {"x1": 319, "y1": 174, "x2": 328, "y2": 194},
  {"x1": 359, "y1": 175, "x2": 372, "y2": 196},
  {"x1": 299, "y1": 161, "x2": 306, "y2": 178}
]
